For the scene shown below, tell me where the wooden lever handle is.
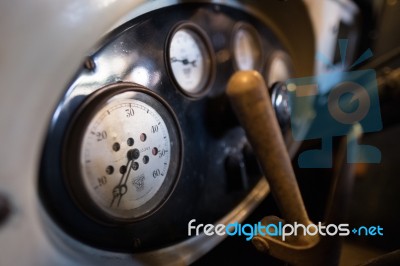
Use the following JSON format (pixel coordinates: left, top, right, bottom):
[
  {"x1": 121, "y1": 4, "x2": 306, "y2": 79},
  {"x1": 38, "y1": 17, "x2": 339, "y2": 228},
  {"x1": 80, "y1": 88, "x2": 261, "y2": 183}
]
[{"x1": 226, "y1": 71, "x2": 310, "y2": 225}]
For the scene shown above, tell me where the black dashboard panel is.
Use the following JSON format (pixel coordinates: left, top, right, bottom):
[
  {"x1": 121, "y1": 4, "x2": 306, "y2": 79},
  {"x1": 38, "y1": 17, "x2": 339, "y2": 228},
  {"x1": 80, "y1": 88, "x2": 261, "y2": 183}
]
[{"x1": 39, "y1": 3, "x2": 287, "y2": 252}]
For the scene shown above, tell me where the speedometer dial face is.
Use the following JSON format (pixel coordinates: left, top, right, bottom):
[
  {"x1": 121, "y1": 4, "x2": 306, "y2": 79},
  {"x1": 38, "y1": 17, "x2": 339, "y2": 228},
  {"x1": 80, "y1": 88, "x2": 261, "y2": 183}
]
[
  {"x1": 168, "y1": 23, "x2": 214, "y2": 97},
  {"x1": 64, "y1": 84, "x2": 182, "y2": 223},
  {"x1": 232, "y1": 23, "x2": 263, "y2": 71},
  {"x1": 82, "y1": 99, "x2": 170, "y2": 214}
]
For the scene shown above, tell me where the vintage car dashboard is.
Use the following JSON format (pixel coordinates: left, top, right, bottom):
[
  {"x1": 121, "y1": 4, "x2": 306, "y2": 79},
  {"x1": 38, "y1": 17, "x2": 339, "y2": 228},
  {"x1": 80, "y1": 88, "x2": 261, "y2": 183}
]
[
  {"x1": 40, "y1": 3, "x2": 295, "y2": 252},
  {"x1": 0, "y1": 1, "x2": 315, "y2": 265}
]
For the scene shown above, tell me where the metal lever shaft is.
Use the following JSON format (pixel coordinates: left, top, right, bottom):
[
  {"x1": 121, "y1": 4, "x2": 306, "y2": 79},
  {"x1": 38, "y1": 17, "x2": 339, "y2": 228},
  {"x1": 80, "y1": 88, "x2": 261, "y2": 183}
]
[{"x1": 226, "y1": 70, "x2": 310, "y2": 225}]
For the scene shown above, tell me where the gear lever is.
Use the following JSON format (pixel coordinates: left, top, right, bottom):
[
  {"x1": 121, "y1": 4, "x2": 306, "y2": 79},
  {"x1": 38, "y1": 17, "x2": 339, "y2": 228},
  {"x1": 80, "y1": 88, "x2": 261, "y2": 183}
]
[
  {"x1": 226, "y1": 71, "x2": 311, "y2": 226},
  {"x1": 226, "y1": 71, "x2": 355, "y2": 265}
]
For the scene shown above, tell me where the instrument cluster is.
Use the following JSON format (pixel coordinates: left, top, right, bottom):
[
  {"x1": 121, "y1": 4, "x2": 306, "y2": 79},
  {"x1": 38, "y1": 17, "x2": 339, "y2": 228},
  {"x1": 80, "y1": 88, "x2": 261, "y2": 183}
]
[{"x1": 39, "y1": 3, "x2": 294, "y2": 252}]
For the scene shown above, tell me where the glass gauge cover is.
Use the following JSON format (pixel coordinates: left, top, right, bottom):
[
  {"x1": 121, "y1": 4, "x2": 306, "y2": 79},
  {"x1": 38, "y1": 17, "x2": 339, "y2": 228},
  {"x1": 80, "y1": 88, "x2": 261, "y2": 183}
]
[
  {"x1": 167, "y1": 22, "x2": 214, "y2": 97},
  {"x1": 232, "y1": 23, "x2": 263, "y2": 71},
  {"x1": 265, "y1": 51, "x2": 293, "y2": 87},
  {"x1": 64, "y1": 83, "x2": 182, "y2": 223}
]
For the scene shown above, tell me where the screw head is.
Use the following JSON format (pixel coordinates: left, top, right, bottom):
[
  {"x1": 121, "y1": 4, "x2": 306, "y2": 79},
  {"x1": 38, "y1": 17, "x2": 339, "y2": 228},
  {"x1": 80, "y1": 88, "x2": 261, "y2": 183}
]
[{"x1": 84, "y1": 57, "x2": 96, "y2": 71}]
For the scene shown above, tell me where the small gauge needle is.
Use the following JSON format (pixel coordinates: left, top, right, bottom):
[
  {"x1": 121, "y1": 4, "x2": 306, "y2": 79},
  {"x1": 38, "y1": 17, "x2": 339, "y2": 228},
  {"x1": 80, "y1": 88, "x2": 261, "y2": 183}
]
[
  {"x1": 110, "y1": 159, "x2": 133, "y2": 207},
  {"x1": 171, "y1": 57, "x2": 197, "y2": 67}
]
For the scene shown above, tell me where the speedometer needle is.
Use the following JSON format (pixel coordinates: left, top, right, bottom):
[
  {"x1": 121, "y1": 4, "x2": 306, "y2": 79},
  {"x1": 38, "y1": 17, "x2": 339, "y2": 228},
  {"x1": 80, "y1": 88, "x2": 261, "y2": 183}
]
[
  {"x1": 171, "y1": 57, "x2": 197, "y2": 67},
  {"x1": 110, "y1": 148, "x2": 140, "y2": 207},
  {"x1": 110, "y1": 159, "x2": 133, "y2": 207}
]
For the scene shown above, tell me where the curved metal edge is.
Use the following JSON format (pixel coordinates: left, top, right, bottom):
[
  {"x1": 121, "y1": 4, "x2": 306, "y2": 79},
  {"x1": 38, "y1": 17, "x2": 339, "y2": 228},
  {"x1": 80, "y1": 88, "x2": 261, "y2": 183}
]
[{"x1": 134, "y1": 178, "x2": 270, "y2": 265}]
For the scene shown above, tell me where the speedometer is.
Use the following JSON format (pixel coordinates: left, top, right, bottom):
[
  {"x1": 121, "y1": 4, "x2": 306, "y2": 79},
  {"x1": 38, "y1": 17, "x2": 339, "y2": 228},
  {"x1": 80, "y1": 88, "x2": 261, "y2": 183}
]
[{"x1": 63, "y1": 83, "x2": 182, "y2": 223}]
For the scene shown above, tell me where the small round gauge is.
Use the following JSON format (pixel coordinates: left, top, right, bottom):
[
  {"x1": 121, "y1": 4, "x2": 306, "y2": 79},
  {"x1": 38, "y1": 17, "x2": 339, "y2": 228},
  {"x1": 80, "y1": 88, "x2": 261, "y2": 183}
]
[
  {"x1": 265, "y1": 51, "x2": 293, "y2": 87},
  {"x1": 167, "y1": 22, "x2": 214, "y2": 97},
  {"x1": 232, "y1": 23, "x2": 263, "y2": 71},
  {"x1": 64, "y1": 83, "x2": 182, "y2": 223}
]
